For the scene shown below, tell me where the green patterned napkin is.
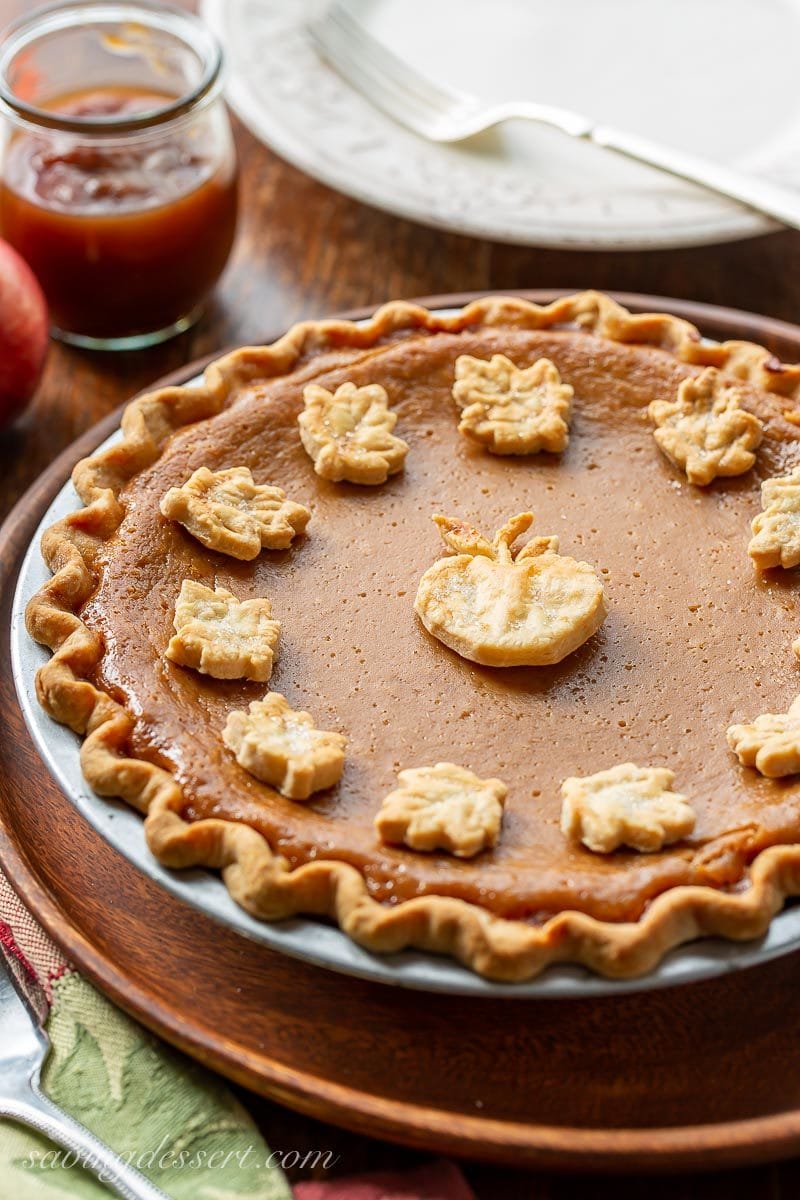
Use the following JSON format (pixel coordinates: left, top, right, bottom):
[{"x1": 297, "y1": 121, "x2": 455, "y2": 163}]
[{"x1": 0, "y1": 871, "x2": 290, "y2": 1199}]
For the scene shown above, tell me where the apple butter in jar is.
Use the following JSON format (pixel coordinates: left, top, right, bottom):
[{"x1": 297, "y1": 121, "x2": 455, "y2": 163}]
[{"x1": 0, "y1": 2, "x2": 238, "y2": 349}]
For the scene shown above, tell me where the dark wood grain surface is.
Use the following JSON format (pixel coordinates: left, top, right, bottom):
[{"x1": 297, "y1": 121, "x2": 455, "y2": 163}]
[{"x1": 4, "y1": 1, "x2": 800, "y2": 1193}]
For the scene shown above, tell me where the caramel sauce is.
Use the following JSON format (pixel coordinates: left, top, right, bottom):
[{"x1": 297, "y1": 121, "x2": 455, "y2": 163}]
[{"x1": 0, "y1": 87, "x2": 238, "y2": 340}]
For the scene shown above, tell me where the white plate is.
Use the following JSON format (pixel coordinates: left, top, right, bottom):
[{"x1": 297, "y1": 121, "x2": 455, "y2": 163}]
[
  {"x1": 203, "y1": 0, "x2": 800, "y2": 249},
  {"x1": 11, "y1": 355, "x2": 800, "y2": 998}
]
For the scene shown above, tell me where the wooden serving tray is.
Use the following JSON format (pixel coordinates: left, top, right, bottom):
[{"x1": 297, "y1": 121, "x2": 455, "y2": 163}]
[{"x1": 6, "y1": 293, "x2": 800, "y2": 1171}]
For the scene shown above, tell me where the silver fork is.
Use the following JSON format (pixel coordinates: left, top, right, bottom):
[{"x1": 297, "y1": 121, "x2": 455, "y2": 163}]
[
  {"x1": 309, "y1": 0, "x2": 800, "y2": 232},
  {"x1": 0, "y1": 953, "x2": 171, "y2": 1200}
]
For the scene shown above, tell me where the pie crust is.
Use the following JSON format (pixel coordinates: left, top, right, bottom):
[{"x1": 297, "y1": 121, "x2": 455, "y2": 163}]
[{"x1": 26, "y1": 291, "x2": 800, "y2": 982}]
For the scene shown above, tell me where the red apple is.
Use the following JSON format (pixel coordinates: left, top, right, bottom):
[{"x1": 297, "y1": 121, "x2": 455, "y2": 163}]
[{"x1": 0, "y1": 237, "x2": 48, "y2": 430}]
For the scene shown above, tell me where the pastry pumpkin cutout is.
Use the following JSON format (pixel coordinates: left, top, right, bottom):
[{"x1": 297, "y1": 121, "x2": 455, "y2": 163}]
[{"x1": 414, "y1": 512, "x2": 607, "y2": 667}]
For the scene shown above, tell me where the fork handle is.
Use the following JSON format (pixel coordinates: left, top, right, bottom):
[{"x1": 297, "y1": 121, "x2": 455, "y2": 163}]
[
  {"x1": 0, "y1": 1085, "x2": 170, "y2": 1200},
  {"x1": 590, "y1": 123, "x2": 797, "y2": 231},
  {"x1": 463, "y1": 102, "x2": 800, "y2": 230}
]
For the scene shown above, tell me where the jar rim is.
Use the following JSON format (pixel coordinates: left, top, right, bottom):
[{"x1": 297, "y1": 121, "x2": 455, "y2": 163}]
[{"x1": 0, "y1": 0, "x2": 223, "y2": 134}]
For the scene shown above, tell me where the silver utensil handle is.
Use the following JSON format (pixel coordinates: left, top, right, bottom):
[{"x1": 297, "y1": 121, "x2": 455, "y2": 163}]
[
  {"x1": 0, "y1": 1084, "x2": 171, "y2": 1200},
  {"x1": 591, "y1": 123, "x2": 798, "y2": 230}
]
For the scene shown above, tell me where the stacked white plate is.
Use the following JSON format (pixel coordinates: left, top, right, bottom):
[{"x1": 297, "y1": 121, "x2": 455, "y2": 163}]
[{"x1": 203, "y1": 0, "x2": 800, "y2": 249}]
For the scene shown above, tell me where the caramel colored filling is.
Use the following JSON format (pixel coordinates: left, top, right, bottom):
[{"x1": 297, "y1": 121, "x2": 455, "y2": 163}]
[{"x1": 83, "y1": 328, "x2": 800, "y2": 923}]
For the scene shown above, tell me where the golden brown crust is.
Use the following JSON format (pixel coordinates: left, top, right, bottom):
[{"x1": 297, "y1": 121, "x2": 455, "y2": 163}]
[{"x1": 25, "y1": 290, "x2": 800, "y2": 982}]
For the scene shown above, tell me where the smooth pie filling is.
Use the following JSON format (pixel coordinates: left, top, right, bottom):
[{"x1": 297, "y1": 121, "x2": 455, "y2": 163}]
[{"x1": 82, "y1": 326, "x2": 800, "y2": 924}]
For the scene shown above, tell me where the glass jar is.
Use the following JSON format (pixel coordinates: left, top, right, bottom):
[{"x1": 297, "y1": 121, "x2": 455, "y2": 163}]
[{"x1": 0, "y1": 1, "x2": 239, "y2": 350}]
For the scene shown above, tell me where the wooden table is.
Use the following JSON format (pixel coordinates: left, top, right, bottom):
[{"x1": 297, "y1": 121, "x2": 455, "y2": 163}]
[{"x1": 3, "y1": 2, "x2": 800, "y2": 1194}]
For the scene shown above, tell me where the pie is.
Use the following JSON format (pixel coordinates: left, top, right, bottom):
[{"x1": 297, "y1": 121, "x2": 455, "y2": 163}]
[{"x1": 27, "y1": 291, "x2": 800, "y2": 982}]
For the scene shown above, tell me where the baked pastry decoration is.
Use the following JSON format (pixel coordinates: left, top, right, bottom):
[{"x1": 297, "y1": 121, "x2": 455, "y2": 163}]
[
  {"x1": 560, "y1": 764, "x2": 695, "y2": 853},
  {"x1": 727, "y1": 697, "x2": 800, "y2": 778},
  {"x1": 27, "y1": 290, "x2": 800, "y2": 982},
  {"x1": 648, "y1": 367, "x2": 763, "y2": 486},
  {"x1": 223, "y1": 692, "x2": 346, "y2": 800},
  {"x1": 375, "y1": 763, "x2": 507, "y2": 858},
  {"x1": 160, "y1": 466, "x2": 310, "y2": 559},
  {"x1": 165, "y1": 580, "x2": 280, "y2": 682},
  {"x1": 298, "y1": 381, "x2": 408, "y2": 484},
  {"x1": 452, "y1": 353, "x2": 573, "y2": 454},
  {"x1": 748, "y1": 467, "x2": 800, "y2": 569},
  {"x1": 414, "y1": 512, "x2": 607, "y2": 667}
]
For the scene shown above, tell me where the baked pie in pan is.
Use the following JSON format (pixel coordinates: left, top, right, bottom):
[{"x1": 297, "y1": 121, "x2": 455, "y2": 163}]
[{"x1": 27, "y1": 292, "x2": 800, "y2": 981}]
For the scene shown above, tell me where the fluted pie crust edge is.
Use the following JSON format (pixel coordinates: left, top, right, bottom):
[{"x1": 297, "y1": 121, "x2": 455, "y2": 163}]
[{"x1": 25, "y1": 291, "x2": 800, "y2": 982}]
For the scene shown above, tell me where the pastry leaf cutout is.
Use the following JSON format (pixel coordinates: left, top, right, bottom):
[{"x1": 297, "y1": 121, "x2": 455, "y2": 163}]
[
  {"x1": 749, "y1": 467, "x2": 800, "y2": 570},
  {"x1": 298, "y1": 381, "x2": 408, "y2": 484},
  {"x1": 452, "y1": 353, "x2": 573, "y2": 455},
  {"x1": 160, "y1": 467, "x2": 310, "y2": 560},
  {"x1": 648, "y1": 367, "x2": 763, "y2": 486},
  {"x1": 727, "y1": 696, "x2": 800, "y2": 778},
  {"x1": 376, "y1": 763, "x2": 507, "y2": 858},
  {"x1": 166, "y1": 581, "x2": 281, "y2": 682},
  {"x1": 223, "y1": 692, "x2": 346, "y2": 800},
  {"x1": 560, "y1": 763, "x2": 696, "y2": 854}
]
